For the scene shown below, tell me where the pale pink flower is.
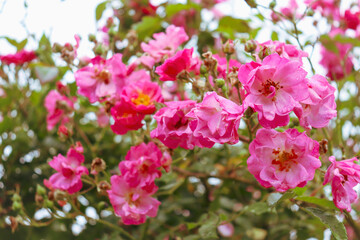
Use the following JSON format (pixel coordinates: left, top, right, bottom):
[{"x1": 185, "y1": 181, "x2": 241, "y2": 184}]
[
  {"x1": 155, "y1": 48, "x2": 200, "y2": 81},
  {"x1": 254, "y1": 40, "x2": 308, "y2": 64},
  {"x1": 217, "y1": 223, "x2": 234, "y2": 238},
  {"x1": 294, "y1": 75, "x2": 337, "y2": 128},
  {"x1": 110, "y1": 101, "x2": 145, "y2": 135},
  {"x1": 319, "y1": 44, "x2": 353, "y2": 81},
  {"x1": 140, "y1": 25, "x2": 189, "y2": 68},
  {"x1": 151, "y1": 100, "x2": 212, "y2": 149},
  {"x1": 247, "y1": 128, "x2": 321, "y2": 192},
  {"x1": 119, "y1": 142, "x2": 165, "y2": 192},
  {"x1": 305, "y1": 0, "x2": 340, "y2": 20},
  {"x1": 107, "y1": 175, "x2": 161, "y2": 225},
  {"x1": 0, "y1": 50, "x2": 37, "y2": 65},
  {"x1": 47, "y1": 144, "x2": 89, "y2": 194},
  {"x1": 324, "y1": 156, "x2": 360, "y2": 212},
  {"x1": 44, "y1": 90, "x2": 75, "y2": 131},
  {"x1": 243, "y1": 54, "x2": 308, "y2": 128},
  {"x1": 75, "y1": 54, "x2": 127, "y2": 103},
  {"x1": 97, "y1": 107, "x2": 109, "y2": 127},
  {"x1": 121, "y1": 79, "x2": 164, "y2": 114},
  {"x1": 186, "y1": 92, "x2": 244, "y2": 145}
]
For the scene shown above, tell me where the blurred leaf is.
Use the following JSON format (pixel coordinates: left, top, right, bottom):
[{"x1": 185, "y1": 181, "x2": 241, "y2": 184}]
[
  {"x1": 17, "y1": 39, "x2": 28, "y2": 51},
  {"x1": 165, "y1": 3, "x2": 201, "y2": 17},
  {"x1": 217, "y1": 16, "x2": 250, "y2": 39},
  {"x1": 0, "y1": 37, "x2": 28, "y2": 51},
  {"x1": 297, "y1": 196, "x2": 338, "y2": 210},
  {"x1": 271, "y1": 31, "x2": 279, "y2": 41},
  {"x1": 293, "y1": 187, "x2": 307, "y2": 196},
  {"x1": 319, "y1": 35, "x2": 339, "y2": 54},
  {"x1": 133, "y1": 16, "x2": 162, "y2": 40},
  {"x1": 37, "y1": 33, "x2": 54, "y2": 65},
  {"x1": 246, "y1": 202, "x2": 269, "y2": 215},
  {"x1": 306, "y1": 207, "x2": 347, "y2": 240},
  {"x1": 96, "y1": 1, "x2": 107, "y2": 21},
  {"x1": 198, "y1": 212, "x2": 219, "y2": 239}
]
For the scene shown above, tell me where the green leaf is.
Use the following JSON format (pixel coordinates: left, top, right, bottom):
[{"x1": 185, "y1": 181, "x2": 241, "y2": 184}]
[
  {"x1": 96, "y1": 1, "x2": 107, "y2": 21},
  {"x1": 293, "y1": 187, "x2": 307, "y2": 196},
  {"x1": 133, "y1": 16, "x2": 162, "y2": 40},
  {"x1": 165, "y1": 3, "x2": 201, "y2": 17},
  {"x1": 187, "y1": 222, "x2": 200, "y2": 230},
  {"x1": 198, "y1": 213, "x2": 219, "y2": 239},
  {"x1": 319, "y1": 35, "x2": 339, "y2": 54},
  {"x1": 271, "y1": 31, "x2": 279, "y2": 41},
  {"x1": 217, "y1": 16, "x2": 250, "y2": 39},
  {"x1": 246, "y1": 202, "x2": 269, "y2": 215},
  {"x1": 306, "y1": 207, "x2": 347, "y2": 240},
  {"x1": 296, "y1": 196, "x2": 338, "y2": 210},
  {"x1": 3, "y1": 37, "x2": 18, "y2": 47},
  {"x1": 17, "y1": 39, "x2": 28, "y2": 51}
]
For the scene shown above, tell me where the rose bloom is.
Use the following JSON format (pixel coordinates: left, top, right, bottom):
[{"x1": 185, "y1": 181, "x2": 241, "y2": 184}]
[
  {"x1": 120, "y1": 79, "x2": 164, "y2": 114},
  {"x1": 74, "y1": 53, "x2": 127, "y2": 103},
  {"x1": 155, "y1": 48, "x2": 200, "y2": 81},
  {"x1": 0, "y1": 49, "x2": 37, "y2": 65},
  {"x1": 107, "y1": 175, "x2": 161, "y2": 225},
  {"x1": 243, "y1": 54, "x2": 308, "y2": 128},
  {"x1": 110, "y1": 100, "x2": 145, "y2": 135},
  {"x1": 140, "y1": 25, "x2": 189, "y2": 68},
  {"x1": 47, "y1": 144, "x2": 89, "y2": 194},
  {"x1": 323, "y1": 156, "x2": 360, "y2": 212},
  {"x1": 294, "y1": 74, "x2": 337, "y2": 128},
  {"x1": 186, "y1": 91, "x2": 244, "y2": 145},
  {"x1": 44, "y1": 90, "x2": 75, "y2": 131},
  {"x1": 247, "y1": 128, "x2": 321, "y2": 192}
]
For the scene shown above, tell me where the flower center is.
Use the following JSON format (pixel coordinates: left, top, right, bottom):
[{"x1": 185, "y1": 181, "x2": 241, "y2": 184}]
[
  {"x1": 272, "y1": 148, "x2": 298, "y2": 172},
  {"x1": 96, "y1": 69, "x2": 111, "y2": 84},
  {"x1": 126, "y1": 192, "x2": 141, "y2": 207},
  {"x1": 132, "y1": 92, "x2": 151, "y2": 106},
  {"x1": 259, "y1": 79, "x2": 283, "y2": 100}
]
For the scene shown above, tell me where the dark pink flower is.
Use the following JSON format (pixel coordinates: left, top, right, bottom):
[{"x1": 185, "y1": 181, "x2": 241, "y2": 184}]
[
  {"x1": 247, "y1": 128, "x2": 321, "y2": 192},
  {"x1": 0, "y1": 50, "x2": 37, "y2": 65},
  {"x1": 44, "y1": 90, "x2": 75, "y2": 131},
  {"x1": 48, "y1": 145, "x2": 89, "y2": 194},
  {"x1": 155, "y1": 48, "x2": 200, "y2": 81},
  {"x1": 140, "y1": 25, "x2": 189, "y2": 68},
  {"x1": 324, "y1": 156, "x2": 360, "y2": 212},
  {"x1": 121, "y1": 79, "x2": 164, "y2": 114},
  {"x1": 305, "y1": 0, "x2": 340, "y2": 20},
  {"x1": 151, "y1": 100, "x2": 211, "y2": 149},
  {"x1": 110, "y1": 101, "x2": 145, "y2": 135},
  {"x1": 119, "y1": 142, "x2": 165, "y2": 192},
  {"x1": 186, "y1": 92, "x2": 244, "y2": 145},
  {"x1": 75, "y1": 54, "x2": 127, "y2": 103},
  {"x1": 344, "y1": 10, "x2": 360, "y2": 30},
  {"x1": 107, "y1": 175, "x2": 160, "y2": 225}
]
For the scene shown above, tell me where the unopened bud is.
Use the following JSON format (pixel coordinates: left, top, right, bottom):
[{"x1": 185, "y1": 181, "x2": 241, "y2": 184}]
[
  {"x1": 319, "y1": 139, "x2": 328, "y2": 155},
  {"x1": 12, "y1": 194, "x2": 21, "y2": 202},
  {"x1": 52, "y1": 43, "x2": 62, "y2": 53},
  {"x1": 97, "y1": 181, "x2": 111, "y2": 195},
  {"x1": 200, "y1": 65, "x2": 208, "y2": 75},
  {"x1": 54, "y1": 190, "x2": 66, "y2": 201},
  {"x1": 106, "y1": 17, "x2": 114, "y2": 28},
  {"x1": 307, "y1": 9, "x2": 314, "y2": 16},
  {"x1": 245, "y1": 40, "x2": 257, "y2": 53},
  {"x1": 258, "y1": 46, "x2": 271, "y2": 60},
  {"x1": 44, "y1": 199, "x2": 54, "y2": 208},
  {"x1": 36, "y1": 184, "x2": 46, "y2": 196},
  {"x1": 94, "y1": 44, "x2": 105, "y2": 56},
  {"x1": 269, "y1": 1, "x2": 276, "y2": 9},
  {"x1": 35, "y1": 193, "x2": 44, "y2": 205},
  {"x1": 144, "y1": 115, "x2": 152, "y2": 123},
  {"x1": 58, "y1": 125, "x2": 70, "y2": 139},
  {"x1": 215, "y1": 78, "x2": 225, "y2": 88},
  {"x1": 88, "y1": 34, "x2": 96, "y2": 42},
  {"x1": 97, "y1": 201, "x2": 107, "y2": 211},
  {"x1": 245, "y1": 0, "x2": 257, "y2": 8},
  {"x1": 222, "y1": 40, "x2": 235, "y2": 55},
  {"x1": 108, "y1": 28, "x2": 116, "y2": 38},
  {"x1": 12, "y1": 201, "x2": 22, "y2": 212},
  {"x1": 91, "y1": 158, "x2": 106, "y2": 175},
  {"x1": 244, "y1": 107, "x2": 254, "y2": 119}
]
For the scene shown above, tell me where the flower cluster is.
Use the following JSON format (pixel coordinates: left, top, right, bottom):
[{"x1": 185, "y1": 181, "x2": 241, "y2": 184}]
[
  {"x1": 46, "y1": 143, "x2": 88, "y2": 194},
  {"x1": 107, "y1": 142, "x2": 171, "y2": 225}
]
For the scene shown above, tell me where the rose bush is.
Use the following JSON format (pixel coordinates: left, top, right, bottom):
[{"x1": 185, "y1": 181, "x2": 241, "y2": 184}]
[{"x1": 1, "y1": 0, "x2": 360, "y2": 239}]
